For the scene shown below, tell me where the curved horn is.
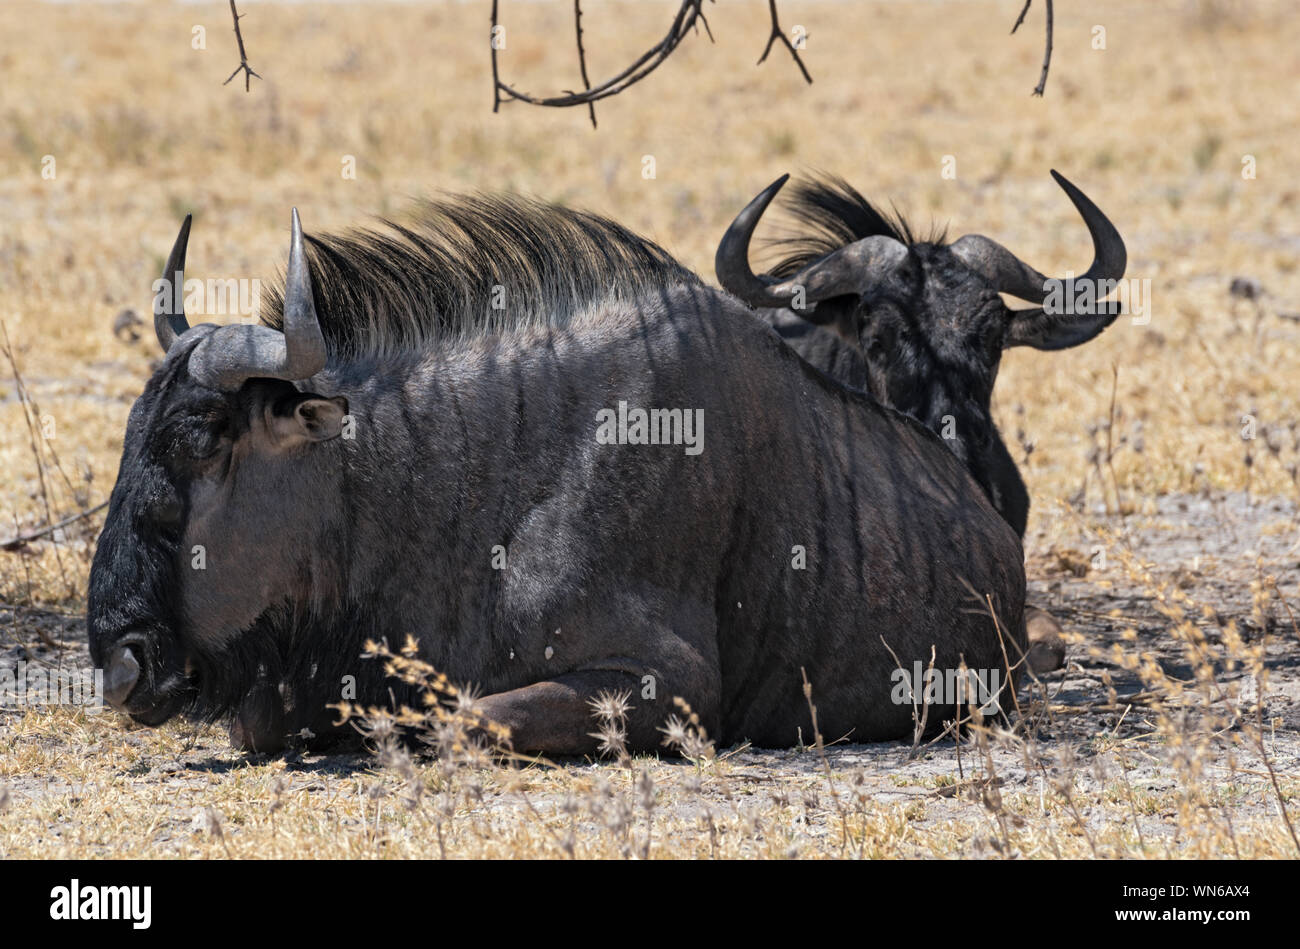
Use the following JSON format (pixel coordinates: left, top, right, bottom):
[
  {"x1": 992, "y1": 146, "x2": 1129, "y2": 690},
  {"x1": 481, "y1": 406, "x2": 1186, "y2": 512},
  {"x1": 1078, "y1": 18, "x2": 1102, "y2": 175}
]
[
  {"x1": 280, "y1": 207, "x2": 328, "y2": 378},
  {"x1": 154, "y1": 214, "x2": 193, "y2": 353},
  {"x1": 948, "y1": 232, "x2": 1050, "y2": 304},
  {"x1": 1050, "y1": 169, "x2": 1127, "y2": 292},
  {"x1": 770, "y1": 236, "x2": 908, "y2": 310},
  {"x1": 715, "y1": 175, "x2": 794, "y2": 309},
  {"x1": 716, "y1": 176, "x2": 907, "y2": 316},
  {"x1": 951, "y1": 170, "x2": 1126, "y2": 304},
  {"x1": 950, "y1": 170, "x2": 1128, "y2": 350},
  {"x1": 188, "y1": 208, "x2": 327, "y2": 391}
]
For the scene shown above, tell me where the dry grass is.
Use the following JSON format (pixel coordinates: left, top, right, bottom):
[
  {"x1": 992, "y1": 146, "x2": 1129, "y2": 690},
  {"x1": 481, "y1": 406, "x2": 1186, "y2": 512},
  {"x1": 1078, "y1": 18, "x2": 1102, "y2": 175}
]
[{"x1": 1, "y1": 0, "x2": 1297, "y2": 859}]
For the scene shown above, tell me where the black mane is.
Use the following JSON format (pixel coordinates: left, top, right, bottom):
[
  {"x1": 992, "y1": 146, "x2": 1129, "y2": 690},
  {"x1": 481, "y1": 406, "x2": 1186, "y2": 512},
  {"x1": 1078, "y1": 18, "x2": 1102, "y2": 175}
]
[
  {"x1": 764, "y1": 173, "x2": 947, "y2": 278},
  {"x1": 261, "y1": 193, "x2": 700, "y2": 360}
]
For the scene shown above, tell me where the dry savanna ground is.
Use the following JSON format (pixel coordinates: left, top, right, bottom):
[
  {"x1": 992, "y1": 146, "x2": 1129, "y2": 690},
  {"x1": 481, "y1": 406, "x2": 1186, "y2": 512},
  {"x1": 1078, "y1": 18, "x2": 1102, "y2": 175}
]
[{"x1": 0, "y1": 0, "x2": 1297, "y2": 858}]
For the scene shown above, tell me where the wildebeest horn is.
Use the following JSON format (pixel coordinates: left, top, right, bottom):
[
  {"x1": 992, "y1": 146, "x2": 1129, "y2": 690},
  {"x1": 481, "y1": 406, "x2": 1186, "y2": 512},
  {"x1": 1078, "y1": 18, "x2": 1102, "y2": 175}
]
[
  {"x1": 188, "y1": 208, "x2": 327, "y2": 391},
  {"x1": 154, "y1": 214, "x2": 193, "y2": 353},
  {"x1": 950, "y1": 170, "x2": 1128, "y2": 350},
  {"x1": 715, "y1": 175, "x2": 909, "y2": 320}
]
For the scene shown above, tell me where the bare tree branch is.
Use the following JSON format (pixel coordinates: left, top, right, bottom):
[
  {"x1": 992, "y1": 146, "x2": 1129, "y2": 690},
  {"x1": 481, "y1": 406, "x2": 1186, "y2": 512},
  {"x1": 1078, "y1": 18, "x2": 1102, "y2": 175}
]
[
  {"x1": 1035, "y1": 0, "x2": 1055, "y2": 96},
  {"x1": 493, "y1": 0, "x2": 704, "y2": 110},
  {"x1": 490, "y1": 0, "x2": 811, "y2": 119},
  {"x1": 1010, "y1": 0, "x2": 1054, "y2": 96},
  {"x1": 1011, "y1": 0, "x2": 1033, "y2": 33},
  {"x1": 573, "y1": 1, "x2": 598, "y2": 129},
  {"x1": 223, "y1": 0, "x2": 262, "y2": 92},
  {"x1": 757, "y1": 0, "x2": 812, "y2": 85},
  {"x1": 490, "y1": 0, "x2": 503, "y2": 113},
  {"x1": 1, "y1": 502, "x2": 108, "y2": 552},
  {"x1": 214, "y1": 1, "x2": 1056, "y2": 109}
]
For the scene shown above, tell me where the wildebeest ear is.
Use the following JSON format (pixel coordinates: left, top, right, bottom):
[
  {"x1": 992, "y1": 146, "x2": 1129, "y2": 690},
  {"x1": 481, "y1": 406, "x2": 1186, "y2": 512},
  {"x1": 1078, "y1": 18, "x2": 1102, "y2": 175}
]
[
  {"x1": 270, "y1": 395, "x2": 349, "y2": 445},
  {"x1": 1003, "y1": 303, "x2": 1121, "y2": 351}
]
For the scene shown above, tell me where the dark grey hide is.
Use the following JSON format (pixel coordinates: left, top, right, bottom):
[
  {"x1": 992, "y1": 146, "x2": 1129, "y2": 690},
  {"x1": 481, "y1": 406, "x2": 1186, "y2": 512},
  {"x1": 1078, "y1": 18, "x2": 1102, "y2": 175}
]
[
  {"x1": 716, "y1": 171, "x2": 1127, "y2": 539},
  {"x1": 88, "y1": 195, "x2": 1026, "y2": 756}
]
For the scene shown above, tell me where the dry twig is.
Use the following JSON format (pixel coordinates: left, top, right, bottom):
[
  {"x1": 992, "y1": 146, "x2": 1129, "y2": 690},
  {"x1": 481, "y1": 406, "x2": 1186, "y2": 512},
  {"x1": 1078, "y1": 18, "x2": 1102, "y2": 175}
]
[
  {"x1": 573, "y1": 1, "x2": 598, "y2": 129},
  {"x1": 490, "y1": 0, "x2": 811, "y2": 120},
  {"x1": 223, "y1": 0, "x2": 262, "y2": 92},
  {"x1": 757, "y1": 0, "x2": 812, "y2": 83},
  {"x1": 1, "y1": 501, "x2": 107, "y2": 552},
  {"x1": 1011, "y1": 0, "x2": 1054, "y2": 96}
]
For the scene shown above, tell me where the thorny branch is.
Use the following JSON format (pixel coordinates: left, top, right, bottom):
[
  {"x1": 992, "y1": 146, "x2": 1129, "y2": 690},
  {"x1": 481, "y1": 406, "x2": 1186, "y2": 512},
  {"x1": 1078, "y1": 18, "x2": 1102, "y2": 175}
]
[
  {"x1": 223, "y1": 0, "x2": 262, "y2": 92},
  {"x1": 573, "y1": 2, "x2": 598, "y2": 129},
  {"x1": 1011, "y1": 0, "x2": 1054, "y2": 96},
  {"x1": 490, "y1": 0, "x2": 812, "y2": 121},
  {"x1": 217, "y1": 2, "x2": 1058, "y2": 106},
  {"x1": 757, "y1": 0, "x2": 812, "y2": 84}
]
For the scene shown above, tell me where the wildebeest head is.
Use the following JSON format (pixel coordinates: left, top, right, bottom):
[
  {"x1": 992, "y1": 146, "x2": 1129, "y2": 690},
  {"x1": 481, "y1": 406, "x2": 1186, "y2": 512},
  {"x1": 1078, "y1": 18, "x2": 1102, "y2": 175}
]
[
  {"x1": 715, "y1": 171, "x2": 1126, "y2": 536},
  {"x1": 88, "y1": 211, "x2": 348, "y2": 726}
]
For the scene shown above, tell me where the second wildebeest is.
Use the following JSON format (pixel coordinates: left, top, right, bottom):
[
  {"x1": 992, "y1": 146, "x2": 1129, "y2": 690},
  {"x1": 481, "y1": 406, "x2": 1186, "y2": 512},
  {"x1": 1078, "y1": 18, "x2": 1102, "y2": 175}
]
[
  {"x1": 716, "y1": 171, "x2": 1127, "y2": 674},
  {"x1": 716, "y1": 170, "x2": 1126, "y2": 539},
  {"x1": 88, "y1": 194, "x2": 1025, "y2": 755},
  {"x1": 717, "y1": 171, "x2": 1123, "y2": 540}
]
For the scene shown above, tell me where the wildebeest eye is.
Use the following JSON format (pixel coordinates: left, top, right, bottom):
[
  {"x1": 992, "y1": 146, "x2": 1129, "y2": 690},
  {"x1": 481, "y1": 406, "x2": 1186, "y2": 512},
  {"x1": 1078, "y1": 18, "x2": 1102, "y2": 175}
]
[
  {"x1": 179, "y1": 411, "x2": 229, "y2": 462},
  {"x1": 152, "y1": 494, "x2": 183, "y2": 527},
  {"x1": 156, "y1": 402, "x2": 230, "y2": 465},
  {"x1": 188, "y1": 429, "x2": 223, "y2": 460}
]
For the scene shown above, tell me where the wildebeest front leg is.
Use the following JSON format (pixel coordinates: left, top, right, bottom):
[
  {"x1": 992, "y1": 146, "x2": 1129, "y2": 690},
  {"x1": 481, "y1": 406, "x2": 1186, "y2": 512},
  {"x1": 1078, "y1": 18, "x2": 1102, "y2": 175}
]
[
  {"x1": 229, "y1": 675, "x2": 286, "y2": 753},
  {"x1": 476, "y1": 670, "x2": 668, "y2": 757}
]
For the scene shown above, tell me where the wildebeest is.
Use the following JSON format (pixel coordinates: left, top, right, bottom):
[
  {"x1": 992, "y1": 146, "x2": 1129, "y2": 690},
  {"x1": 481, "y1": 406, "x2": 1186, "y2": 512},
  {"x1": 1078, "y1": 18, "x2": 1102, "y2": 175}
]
[
  {"x1": 88, "y1": 194, "x2": 1026, "y2": 755},
  {"x1": 714, "y1": 171, "x2": 1126, "y2": 674},
  {"x1": 715, "y1": 170, "x2": 1127, "y2": 540}
]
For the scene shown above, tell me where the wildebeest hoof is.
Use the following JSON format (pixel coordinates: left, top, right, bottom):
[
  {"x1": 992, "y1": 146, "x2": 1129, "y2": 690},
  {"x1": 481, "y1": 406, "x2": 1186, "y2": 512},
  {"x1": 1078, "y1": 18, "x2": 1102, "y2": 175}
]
[
  {"x1": 229, "y1": 682, "x2": 286, "y2": 754},
  {"x1": 1025, "y1": 606, "x2": 1067, "y2": 675}
]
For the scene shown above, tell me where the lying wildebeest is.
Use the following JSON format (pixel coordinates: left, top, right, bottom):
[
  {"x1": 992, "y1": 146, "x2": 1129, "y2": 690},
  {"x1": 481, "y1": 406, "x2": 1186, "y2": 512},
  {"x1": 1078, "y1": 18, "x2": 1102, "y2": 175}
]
[
  {"x1": 716, "y1": 171, "x2": 1127, "y2": 673},
  {"x1": 88, "y1": 195, "x2": 1026, "y2": 755}
]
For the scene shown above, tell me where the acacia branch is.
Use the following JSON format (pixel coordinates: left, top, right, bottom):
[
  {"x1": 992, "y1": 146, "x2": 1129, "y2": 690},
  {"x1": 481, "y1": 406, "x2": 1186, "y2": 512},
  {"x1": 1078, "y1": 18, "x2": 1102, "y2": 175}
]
[
  {"x1": 223, "y1": 0, "x2": 262, "y2": 92},
  {"x1": 1010, "y1": 0, "x2": 1054, "y2": 96},
  {"x1": 490, "y1": 0, "x2": 503, "y2": 113},
  {"x1": 491, "y1": 0, "x2": 811, "y2": 119},
  {"x1": 757, "y1": 0, "x2": 812, "y2": 85},
  {"x1": 1011, "y1": 0, "x2": 1032, "y2": 32},
  {"x1": 573, "y1": 1, "x2": 597, "y2": 129},
  {"x1": 493, "y1": 0, "x2": 705, "y2": 110}
]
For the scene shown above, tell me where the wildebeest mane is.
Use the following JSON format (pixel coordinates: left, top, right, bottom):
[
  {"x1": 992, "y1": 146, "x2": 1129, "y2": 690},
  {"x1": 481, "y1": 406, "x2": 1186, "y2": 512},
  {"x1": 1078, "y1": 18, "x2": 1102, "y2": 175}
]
[
  {"x1": 764, "y1": 173, "x2": 948, "y2": 279},
  {"x1": 261, "y1": 193, "x2": 701, "y2": 361}
]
